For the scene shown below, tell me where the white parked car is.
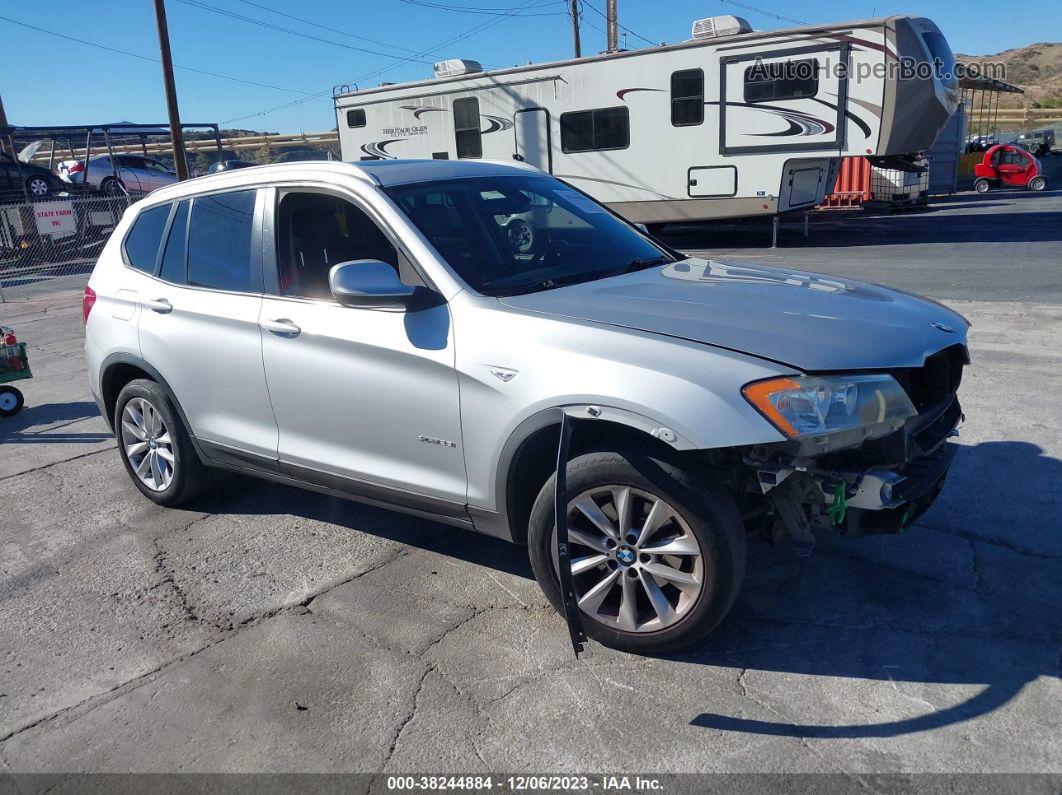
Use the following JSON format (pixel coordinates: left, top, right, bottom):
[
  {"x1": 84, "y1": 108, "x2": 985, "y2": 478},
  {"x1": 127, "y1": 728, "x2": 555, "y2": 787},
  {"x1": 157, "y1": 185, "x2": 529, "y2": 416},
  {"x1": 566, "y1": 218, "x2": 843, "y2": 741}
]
[{"x1": 58, "y1": 154, "x2": 177, "y2": 195}]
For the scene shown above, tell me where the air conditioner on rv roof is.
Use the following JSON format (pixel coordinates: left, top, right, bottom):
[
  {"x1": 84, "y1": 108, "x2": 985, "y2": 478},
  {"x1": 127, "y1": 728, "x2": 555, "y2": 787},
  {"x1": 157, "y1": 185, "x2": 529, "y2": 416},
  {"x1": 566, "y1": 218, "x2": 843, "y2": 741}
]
[
  {"x1": 434, "y1": 59, "x2": 483, "y2": 78},
  {"x1": 691, "y1": 15, "x2": 752, "y2": 40}
]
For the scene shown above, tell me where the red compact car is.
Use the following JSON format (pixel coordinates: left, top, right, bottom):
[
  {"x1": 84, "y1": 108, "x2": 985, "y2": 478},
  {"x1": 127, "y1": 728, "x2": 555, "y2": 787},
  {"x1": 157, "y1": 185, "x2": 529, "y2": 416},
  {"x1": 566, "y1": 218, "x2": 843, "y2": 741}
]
[{"x1": 974, "y1": 145, "x2": 1048, "y2": 193}]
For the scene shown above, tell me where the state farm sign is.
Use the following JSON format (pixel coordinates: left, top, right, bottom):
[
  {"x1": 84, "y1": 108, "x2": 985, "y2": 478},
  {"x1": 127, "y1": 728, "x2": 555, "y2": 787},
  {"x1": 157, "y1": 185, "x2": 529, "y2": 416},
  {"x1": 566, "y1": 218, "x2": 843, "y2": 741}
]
[{"x1": 34, "y1": 202, "x2": 76, "y2": 237}]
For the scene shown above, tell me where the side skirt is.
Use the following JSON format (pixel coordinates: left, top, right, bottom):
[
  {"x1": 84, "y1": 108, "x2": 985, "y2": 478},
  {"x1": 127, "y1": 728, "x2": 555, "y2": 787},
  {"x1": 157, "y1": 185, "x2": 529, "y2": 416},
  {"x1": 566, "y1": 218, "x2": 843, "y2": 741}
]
[{"x1": 196, "y1": 439, "x2": 512, "y2": 537}]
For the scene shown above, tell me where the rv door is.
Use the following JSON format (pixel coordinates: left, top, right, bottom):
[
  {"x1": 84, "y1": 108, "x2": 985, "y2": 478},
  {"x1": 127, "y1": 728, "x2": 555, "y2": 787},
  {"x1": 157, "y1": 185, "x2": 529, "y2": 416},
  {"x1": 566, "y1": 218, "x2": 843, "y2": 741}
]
[
  {"x1": 514, "y1": 108, "x2": 552, "y2": 173},
  {"x1": 720, "y1": 45, "x2": 849, "y2": 155}
]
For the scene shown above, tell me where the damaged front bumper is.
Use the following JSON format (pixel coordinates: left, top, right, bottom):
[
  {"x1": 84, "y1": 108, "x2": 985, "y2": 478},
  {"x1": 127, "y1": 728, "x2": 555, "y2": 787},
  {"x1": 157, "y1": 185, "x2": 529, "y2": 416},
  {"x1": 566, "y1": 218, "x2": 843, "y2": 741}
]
[{"x1": 748, "y1": 394, "x2": 962, "y2": 541}]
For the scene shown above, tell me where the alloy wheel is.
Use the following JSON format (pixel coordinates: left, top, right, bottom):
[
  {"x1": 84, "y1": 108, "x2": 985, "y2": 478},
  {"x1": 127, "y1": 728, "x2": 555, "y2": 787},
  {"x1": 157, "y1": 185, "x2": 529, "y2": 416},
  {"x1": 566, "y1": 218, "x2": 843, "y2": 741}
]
[
  {"x1": 553, "y1": 486, "x2": 705, "y2": 633},
  {"x1": 27, "y1": 177, "x2": 49, "y2": 196},
  {"x1": 120, "y1": 397, "x2": 175, "y2": 492}
]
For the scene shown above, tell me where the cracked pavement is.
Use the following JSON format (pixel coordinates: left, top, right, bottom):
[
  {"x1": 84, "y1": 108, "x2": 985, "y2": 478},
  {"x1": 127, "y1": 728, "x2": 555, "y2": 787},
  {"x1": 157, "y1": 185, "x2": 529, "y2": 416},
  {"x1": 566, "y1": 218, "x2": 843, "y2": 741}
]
[{"x1": 1, "y1": 205, "x2": 1061, "y2": 778}]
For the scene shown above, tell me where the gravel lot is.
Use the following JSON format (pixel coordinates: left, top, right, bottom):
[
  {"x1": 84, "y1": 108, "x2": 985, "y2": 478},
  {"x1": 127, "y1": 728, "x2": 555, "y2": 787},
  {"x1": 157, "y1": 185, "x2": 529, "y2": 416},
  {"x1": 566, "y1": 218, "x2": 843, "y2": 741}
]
[{"x1": 1, "y1": 189, "x2": 1060, "y2": 784}]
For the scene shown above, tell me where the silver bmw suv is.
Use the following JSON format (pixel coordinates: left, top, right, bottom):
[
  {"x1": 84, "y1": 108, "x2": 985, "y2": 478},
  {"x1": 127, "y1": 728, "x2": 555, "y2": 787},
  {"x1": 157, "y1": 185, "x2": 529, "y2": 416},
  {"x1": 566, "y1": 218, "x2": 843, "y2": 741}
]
[{"x1": 84, "y1": 159, "x2": 968, "y2": 653}]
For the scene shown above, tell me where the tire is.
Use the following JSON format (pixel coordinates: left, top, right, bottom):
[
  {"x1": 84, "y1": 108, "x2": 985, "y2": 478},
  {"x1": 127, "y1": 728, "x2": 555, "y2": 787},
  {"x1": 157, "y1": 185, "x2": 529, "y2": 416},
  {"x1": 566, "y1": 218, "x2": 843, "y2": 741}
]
[
  {"x1": 0, "y1": 386, "x2": 24, "y2": 417},
  {"x1": 25, "y1": 176, "x2": 50, "y2": 197},
  {"x1": 528, "y1": 449, "x2": 747, "y2": 654},
  {"x1": 114, "y1": 379, "x2": 208, "y2": 507},
  {"x1": 101, "y1": 177, "x2": 124, "y2": 196},
  {"x1": 974, "y1": 178, "x2": 991, "y2": 194},
  {"x1": 1028, "y1": 176, "x2": 1047, "y2": 192}
]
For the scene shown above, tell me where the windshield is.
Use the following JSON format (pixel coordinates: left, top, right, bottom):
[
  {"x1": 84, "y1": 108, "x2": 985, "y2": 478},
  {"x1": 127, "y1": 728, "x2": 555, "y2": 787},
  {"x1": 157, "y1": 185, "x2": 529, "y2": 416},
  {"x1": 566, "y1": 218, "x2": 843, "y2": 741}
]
[{"x1": 384, "y1": 174, "x2": 674, "y2": 296}]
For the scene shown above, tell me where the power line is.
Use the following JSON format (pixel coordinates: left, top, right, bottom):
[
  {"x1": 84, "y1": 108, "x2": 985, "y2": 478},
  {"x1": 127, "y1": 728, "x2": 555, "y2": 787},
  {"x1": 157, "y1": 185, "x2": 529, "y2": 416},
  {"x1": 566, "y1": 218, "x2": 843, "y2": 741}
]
[
  {"x1": 396, "y1": 0, "x2": 568, "y2": 16},
  {"x1": 233, "y1": 0, "x2": 424, "y2": 57},
  {"x1": 578, "y1": 0, "x2": 657, "y2": 47},
  {"x1": 719, "y1": 0, "x2": 807, "y2": 27},
  {"x1": 0, "y1": 14, "x2": 314, "y2": 95},
  {"x1": 221, "y1": 0, "x2": 555, "y2": 125},
  {"x1": 176, "y1": 0, "x2": 436, "y2": 62}
]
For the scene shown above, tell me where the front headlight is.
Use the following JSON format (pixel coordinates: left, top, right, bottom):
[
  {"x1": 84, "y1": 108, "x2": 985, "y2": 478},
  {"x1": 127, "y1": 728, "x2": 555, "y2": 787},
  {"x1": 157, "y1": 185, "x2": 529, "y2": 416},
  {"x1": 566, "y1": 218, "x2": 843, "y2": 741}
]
[{"x1": 742, "y1": 374, "x2": 917, "y2": 446}]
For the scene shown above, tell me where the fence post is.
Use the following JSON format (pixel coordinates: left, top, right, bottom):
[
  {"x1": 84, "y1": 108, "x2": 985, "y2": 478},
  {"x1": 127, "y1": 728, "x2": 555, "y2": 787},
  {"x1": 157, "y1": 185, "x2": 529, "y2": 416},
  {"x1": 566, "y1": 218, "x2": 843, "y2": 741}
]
[{"x1": 0, "y1": 280, "x2": 6, "y2": 303}]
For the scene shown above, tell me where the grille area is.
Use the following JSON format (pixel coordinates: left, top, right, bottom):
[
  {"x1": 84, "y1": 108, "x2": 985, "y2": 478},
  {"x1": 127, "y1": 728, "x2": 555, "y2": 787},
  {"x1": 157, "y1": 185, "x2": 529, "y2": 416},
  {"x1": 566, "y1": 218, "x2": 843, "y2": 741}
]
[{"x1": 891, "y1": 344, "x2": 968, "y2": 411}]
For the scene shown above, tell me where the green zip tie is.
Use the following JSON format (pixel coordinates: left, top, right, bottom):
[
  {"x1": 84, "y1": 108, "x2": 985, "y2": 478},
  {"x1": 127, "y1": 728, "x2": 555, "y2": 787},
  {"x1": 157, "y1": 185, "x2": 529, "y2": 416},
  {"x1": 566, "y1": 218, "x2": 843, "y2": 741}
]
[{"x1": 828, "y1": 481, "x2": 847, "y2": 527}]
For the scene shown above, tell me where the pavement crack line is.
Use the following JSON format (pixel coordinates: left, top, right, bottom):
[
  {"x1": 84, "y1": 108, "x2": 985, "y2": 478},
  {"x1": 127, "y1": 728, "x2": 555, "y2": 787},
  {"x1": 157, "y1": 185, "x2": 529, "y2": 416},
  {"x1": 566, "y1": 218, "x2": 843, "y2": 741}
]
[
  {"x1": 383, "y1": 664, "x2": 435, "y2": 770},
  {"x1": 0, "y1": 535, "x2": 441, "y2": 747},
  {"x1": 731, "y1": 669, "x2": 884, "y2": 794},
  {"x1": 0, "y1": 447, "x2": 114, "y2": 483}
]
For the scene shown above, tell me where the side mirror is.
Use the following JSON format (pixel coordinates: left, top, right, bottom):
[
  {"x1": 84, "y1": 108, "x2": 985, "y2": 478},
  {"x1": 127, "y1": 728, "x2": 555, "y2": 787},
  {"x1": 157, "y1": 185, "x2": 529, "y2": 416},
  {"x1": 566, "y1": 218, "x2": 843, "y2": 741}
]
[{"x1": 329, "y1": 260, "x2": 416, "y2": 309}]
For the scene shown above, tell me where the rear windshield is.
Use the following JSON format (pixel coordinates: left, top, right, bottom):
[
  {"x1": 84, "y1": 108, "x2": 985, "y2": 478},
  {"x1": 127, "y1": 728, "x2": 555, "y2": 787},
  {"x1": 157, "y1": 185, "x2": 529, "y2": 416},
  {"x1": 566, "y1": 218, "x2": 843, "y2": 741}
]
[{"x1": 384, "y1": 175, "x2": 672, "y2": 296}]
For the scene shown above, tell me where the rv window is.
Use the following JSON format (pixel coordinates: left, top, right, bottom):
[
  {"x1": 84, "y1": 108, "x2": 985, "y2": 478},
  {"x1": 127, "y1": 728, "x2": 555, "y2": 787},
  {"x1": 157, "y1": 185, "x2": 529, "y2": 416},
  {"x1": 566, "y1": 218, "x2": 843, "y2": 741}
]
[
  {"x1": 453, "y1": 97, "x2": 482, "y2": 159},
  {"x1": 671, "y1": 69, "x2": 704, "y2": 126},
  {"x1": 744, "y1": 58, "x2": 819, "y2": 103},
  {"x1": 560, "y1": 107, "x2": 629, "y2": 153},
  {"x1": 346, "y1": 109, "x2": 366, "y2": 128}
]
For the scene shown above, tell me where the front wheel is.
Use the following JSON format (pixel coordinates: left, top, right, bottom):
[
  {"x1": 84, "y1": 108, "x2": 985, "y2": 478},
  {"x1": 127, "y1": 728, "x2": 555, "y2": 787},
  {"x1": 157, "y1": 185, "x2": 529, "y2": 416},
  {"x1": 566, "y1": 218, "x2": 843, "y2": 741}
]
[
  {"x1": 25, "y1": 176, "x2": 50, "y2": 197},
  {"x1": 528, "y1": 450, "x2": 747, "y2": 654},
  {"x1": 974, "y1": 178, "x2": 991, "y2": 194},
  {"x1": 0, "y1": 386, "x2": 24, "y2": 417},
  {"x1": 1028, "y1": 176, "x2": 1047, "y2": 192}
]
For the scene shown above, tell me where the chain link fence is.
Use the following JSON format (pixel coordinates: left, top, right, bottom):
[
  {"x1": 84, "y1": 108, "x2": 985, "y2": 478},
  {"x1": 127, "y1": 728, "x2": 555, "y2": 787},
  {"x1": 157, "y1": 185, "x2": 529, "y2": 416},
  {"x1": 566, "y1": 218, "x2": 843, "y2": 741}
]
[{"x1": 0, "y1": 192, "x2": 142, "y2": 301}]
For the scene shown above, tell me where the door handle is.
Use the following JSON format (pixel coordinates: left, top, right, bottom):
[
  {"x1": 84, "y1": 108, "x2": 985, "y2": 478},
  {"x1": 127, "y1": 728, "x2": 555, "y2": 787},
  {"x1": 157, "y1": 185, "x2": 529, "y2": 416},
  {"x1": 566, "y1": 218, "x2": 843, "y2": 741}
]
[
  {"x1": 144, "y1": 298, "x2": 172, "y2": 314},
  {"x1": 261, "y1": 318, "x2": 301, "y2": 336}
]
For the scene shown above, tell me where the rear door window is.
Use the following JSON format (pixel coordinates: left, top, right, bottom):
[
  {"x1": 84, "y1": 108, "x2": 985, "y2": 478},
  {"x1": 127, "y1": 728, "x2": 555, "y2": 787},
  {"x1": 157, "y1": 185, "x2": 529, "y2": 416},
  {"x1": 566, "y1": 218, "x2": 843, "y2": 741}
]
[
  {"x1": 187, "y1": 189, "x2": 257, "y2": 292},
  {"x1": 123, "y1": 203, "x2": 171, "y2": 274}
]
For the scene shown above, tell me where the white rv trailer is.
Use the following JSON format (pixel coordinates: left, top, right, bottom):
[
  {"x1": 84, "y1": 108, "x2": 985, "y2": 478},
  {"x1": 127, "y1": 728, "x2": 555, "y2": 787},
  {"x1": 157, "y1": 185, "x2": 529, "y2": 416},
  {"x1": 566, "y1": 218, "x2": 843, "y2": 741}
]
[{"x1": 334, "y1": 14, "x2": 959, "y2": 223}]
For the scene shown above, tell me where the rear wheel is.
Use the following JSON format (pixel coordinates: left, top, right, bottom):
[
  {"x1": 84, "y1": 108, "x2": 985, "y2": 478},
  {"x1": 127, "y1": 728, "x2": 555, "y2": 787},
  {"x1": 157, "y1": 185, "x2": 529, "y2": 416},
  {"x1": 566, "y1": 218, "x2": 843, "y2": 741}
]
[
  {"x1": 1028, "y1": 176, "x2": 1047, "y2": 192},
  {"x1": 101, "y1": 177, "x2": 125, "y2": 196},
  {"x1": 114, "y1": 379, "x2": 208, "y2": 506},
  {"x1": 528, "y1": 450, "x2": 747, "y2": 654},
  {"x1": 974, "y1": 178, "x2": 991, "y2": 194},
  {"x1": 0, "y1": 386, "x2": 24, "y2": 417}
]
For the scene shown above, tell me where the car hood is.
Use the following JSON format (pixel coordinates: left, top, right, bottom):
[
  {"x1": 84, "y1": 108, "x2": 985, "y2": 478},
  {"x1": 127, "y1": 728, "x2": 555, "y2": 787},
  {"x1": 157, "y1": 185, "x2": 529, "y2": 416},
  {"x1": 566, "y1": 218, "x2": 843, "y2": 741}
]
[{"x1": 499, "y1": 259, "x2": 969, "y2": 372}]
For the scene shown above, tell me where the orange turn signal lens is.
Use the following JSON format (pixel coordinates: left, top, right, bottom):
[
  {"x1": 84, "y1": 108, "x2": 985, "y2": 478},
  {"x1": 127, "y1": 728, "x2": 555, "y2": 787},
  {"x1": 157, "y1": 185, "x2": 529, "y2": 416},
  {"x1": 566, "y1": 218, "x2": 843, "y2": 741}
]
[{"x1": 742, "y1": 377, "x2": 803, "y2": 437}]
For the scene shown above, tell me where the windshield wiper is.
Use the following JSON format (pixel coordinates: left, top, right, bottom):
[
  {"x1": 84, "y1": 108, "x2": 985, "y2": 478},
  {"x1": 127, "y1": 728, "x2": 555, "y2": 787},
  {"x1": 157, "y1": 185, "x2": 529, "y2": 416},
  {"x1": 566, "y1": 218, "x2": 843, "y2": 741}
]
[{"x1": 605, "y1": 255, "x2": 674, "y2": 278}]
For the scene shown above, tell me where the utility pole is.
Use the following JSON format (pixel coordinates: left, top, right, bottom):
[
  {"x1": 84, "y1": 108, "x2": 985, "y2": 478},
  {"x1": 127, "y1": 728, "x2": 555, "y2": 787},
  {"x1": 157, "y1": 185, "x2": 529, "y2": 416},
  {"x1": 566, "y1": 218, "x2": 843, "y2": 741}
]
[
  {"x1": 152, "y1": 0, "x2": 189, "y2": 181},
  {"x1": 0, "y1": 92, "x2": 10, "y2": 156},
  {"x1": 606, "y1": 0, "x2": 618, "y2": 52},
  {"x1": 569, "y1": 0, "x2": 581, "y2": 58}
]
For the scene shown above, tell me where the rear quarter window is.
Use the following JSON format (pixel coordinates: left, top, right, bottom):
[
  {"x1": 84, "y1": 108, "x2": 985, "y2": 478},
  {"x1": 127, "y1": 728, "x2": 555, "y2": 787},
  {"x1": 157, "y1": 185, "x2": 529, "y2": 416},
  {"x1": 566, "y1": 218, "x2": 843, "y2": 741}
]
[{"x1": 123, "y1": 203, "x2": 172, "y2": 274}]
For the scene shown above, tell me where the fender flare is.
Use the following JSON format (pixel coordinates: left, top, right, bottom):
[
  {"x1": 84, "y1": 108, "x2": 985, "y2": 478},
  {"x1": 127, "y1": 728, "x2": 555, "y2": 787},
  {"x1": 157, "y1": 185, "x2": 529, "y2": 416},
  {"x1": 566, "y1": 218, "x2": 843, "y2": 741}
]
[
  {"x1": 488, "y1": 403, "x2": 697, "y2": 538},
  {"x1": 98, "y1": 352, "x2": 210, "y2": 464}
]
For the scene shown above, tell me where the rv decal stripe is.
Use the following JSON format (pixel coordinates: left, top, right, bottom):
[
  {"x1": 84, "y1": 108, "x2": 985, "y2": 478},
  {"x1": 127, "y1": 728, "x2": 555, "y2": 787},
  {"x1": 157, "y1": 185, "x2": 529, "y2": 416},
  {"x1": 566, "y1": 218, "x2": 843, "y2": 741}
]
[
  {"x1": 481, "y1": 114, "x2": 514, "y2": 134},
  {"x1": 811, "y1": 97, "x2": 872, "y2": 138},
  {"x1": 360, "y1": 139, "x2": 404, "y2": 159},
  {"x1": 400, "y1": 104, "x2": 449, "y2": 120},
  {"x1": 554, "y1": 174, "x2": 679, "y2": 200},
  {"x1": 706, "y1": 101, "x2": 834, "y2": 137},
  {"x1": 823, "y1": 33, "x2": 896, "y2": 59},
  {"x1": 617, "y1": 88, "x2": 666, "y2": 101}
]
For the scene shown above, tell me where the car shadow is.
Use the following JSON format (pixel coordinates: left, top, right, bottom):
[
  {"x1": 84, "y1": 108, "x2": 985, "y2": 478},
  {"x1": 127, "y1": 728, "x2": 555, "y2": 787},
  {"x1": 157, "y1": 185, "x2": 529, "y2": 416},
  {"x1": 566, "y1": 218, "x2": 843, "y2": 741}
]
[
  {"x1": 0, "y1": 400, "x2": 111, "y2": 444},
  {"x1": 192, "y1": 439, "x2": 1059, "y2": 744},
  {"x1": 681, "y1": 439, "x2": 1060, "y2": 739}
]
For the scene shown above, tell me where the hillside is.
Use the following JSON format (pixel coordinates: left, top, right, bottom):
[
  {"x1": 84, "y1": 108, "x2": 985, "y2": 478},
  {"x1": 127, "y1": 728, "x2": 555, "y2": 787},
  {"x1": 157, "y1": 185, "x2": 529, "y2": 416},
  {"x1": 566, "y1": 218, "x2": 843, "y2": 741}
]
[{"x1": 957, "y1": 42, "x2": 1062, "y2": 108}]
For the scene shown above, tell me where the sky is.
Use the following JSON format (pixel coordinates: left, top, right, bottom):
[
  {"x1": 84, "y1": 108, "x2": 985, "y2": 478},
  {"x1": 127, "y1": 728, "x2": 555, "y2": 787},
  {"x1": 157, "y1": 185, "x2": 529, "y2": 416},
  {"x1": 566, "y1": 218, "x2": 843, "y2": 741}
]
[{"x1": 1, "y1": 0, "x2": 1059, "y2": 134}]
